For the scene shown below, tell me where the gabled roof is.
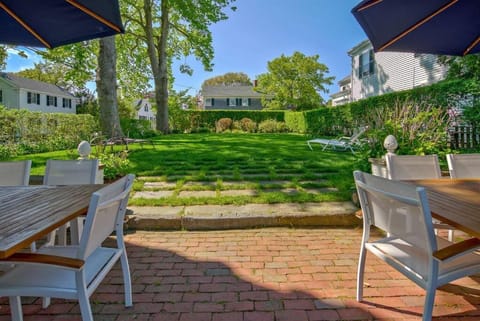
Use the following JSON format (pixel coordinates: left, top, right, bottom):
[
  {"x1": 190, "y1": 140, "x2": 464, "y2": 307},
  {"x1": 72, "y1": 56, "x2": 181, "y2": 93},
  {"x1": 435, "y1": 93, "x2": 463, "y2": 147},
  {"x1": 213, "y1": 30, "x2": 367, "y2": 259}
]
[
  {"x1": 347, "y1": 39, "x2": 372, "y2": 56},
  {"x1": 201, "y1": 85, "x2": 263, "y2": 98},
  {"x1": 0, "y1": 72, "x2": 75, "y2": 98}
]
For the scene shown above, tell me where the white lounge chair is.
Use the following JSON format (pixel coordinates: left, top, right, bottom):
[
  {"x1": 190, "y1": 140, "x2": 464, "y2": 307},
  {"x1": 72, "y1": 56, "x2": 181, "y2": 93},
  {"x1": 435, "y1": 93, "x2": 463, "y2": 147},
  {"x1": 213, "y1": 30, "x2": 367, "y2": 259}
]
[
  {"x1": 0, "y1": 174, "x2": 135, "y2": 321},
  {"x1": 354, "y1": 171, "x2": 480, "y2": 321},
  {"x1": 446, "y1": 153, "x2": 480, "y2": 178},
  {"x1": 385, "y1": 154, "x2": 455, "y2": 241},
  {"x1": 307, "y1": 126, "x2": 368, "y2": 154}
]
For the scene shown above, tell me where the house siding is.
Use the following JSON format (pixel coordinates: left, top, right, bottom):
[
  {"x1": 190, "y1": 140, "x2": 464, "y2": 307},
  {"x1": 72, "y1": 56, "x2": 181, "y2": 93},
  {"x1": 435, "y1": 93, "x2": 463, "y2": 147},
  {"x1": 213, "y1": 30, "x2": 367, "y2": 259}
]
[{"x1": 349, "y1": 42, "x2": 447, "y2": 101}]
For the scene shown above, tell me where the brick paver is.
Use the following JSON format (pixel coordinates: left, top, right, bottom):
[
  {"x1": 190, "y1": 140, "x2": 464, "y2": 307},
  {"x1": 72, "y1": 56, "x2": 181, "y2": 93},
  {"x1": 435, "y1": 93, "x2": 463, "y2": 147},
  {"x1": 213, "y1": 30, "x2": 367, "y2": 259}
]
[{"x1": 3, "y1": 228, "x2": 480, "y2": 320}]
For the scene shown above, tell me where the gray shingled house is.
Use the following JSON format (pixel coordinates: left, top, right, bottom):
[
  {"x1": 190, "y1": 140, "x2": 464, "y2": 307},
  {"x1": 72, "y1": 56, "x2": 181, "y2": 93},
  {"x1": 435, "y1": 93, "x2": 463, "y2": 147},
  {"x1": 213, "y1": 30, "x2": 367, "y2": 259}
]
[
  {"x1": 199, "y1": 85, "x2": 264, "y2": 110},
  {"x1": 0, "y1": 72, "x2": 77, "y2": 114}
]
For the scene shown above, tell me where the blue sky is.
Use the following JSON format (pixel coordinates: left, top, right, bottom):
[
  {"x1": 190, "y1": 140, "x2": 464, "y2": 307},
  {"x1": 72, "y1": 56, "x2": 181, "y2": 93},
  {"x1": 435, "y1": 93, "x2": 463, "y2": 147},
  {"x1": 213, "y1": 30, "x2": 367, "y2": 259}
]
[{"x1": 5, "y1": 0, "x2": 367, "y2": 100}]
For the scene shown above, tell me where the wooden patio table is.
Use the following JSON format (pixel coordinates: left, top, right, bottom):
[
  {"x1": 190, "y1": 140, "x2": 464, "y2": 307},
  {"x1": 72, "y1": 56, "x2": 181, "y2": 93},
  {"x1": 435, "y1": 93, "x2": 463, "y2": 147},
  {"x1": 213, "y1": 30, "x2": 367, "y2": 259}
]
[
  {"x1": 0, "y1": 184, "x2": 103, "y2": 259},
  {"x1": 407, "y1": 178, "x2": 480, "y2": 260}
]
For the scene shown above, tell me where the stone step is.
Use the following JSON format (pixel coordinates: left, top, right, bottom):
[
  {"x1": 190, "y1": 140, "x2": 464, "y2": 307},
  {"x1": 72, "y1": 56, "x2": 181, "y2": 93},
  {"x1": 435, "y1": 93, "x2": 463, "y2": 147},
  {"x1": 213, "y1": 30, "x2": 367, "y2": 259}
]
[{"x1": 126, "y1": 202, "x2": 360, "y2": 230}]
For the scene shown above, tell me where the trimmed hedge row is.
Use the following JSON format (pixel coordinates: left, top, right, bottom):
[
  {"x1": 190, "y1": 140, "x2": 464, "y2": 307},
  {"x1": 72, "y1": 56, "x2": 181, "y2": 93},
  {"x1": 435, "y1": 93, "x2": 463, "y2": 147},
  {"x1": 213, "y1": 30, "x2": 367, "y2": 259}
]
[
  {"x1": 186, "y1": 110, "x2": 285, "y2": 130},
  {"x1": 0, "y1": 107, "x2": 97, "y2": 159}
]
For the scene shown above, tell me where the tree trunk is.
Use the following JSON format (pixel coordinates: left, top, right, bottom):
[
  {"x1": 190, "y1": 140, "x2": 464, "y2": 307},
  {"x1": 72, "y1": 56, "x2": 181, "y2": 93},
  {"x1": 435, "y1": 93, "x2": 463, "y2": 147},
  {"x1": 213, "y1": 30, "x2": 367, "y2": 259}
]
[
  {"x1": 156, "y1": 0, "x2": 170, "y2": 133},
  {"x1": 96, "y1": 36, "x2": 123, "y2": 138}
]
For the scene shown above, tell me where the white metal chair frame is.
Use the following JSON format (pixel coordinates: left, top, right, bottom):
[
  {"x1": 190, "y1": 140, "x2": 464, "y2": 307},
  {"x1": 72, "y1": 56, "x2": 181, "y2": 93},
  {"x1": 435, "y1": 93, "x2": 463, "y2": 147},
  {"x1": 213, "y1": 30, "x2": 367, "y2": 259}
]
[
  {"x1": 446, "y1": 153, "x2": 480, "y2": 178},
  {"x1": 0, "y1": 174, "x2": 135, "y2": 321},
  {"x1": 43, "y1": 159, "x2": 99, "y2": 246},
  {"x1": 385, "y1": 154, "x2": 455, "y2": 242},
  {"x1": 354, "y1": 171, "x2": 480, "y2": 321}
]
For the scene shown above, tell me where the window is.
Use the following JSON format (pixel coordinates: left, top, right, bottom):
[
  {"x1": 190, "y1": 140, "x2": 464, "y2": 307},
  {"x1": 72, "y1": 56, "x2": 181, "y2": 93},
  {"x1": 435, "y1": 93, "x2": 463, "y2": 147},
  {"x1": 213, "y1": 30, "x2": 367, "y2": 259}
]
[
  {"x1": 242, "y1": 98, "x2": 249, "y2": 107},
  {"x1": 62, "y1": 98, "x2": 72, "y2": 108},
  {"x1": 47, "y1": 95, "x2": 57, "y2": 107},
  {"x1": 205, "y1": 98, "x2": 213, "y2": 107},
  {"x1": 0, "y1": 89, "x2": 2, "y2": 103},
  {"x1": 27, "y1": 92, "x2": 40, "y2": 104},
  {"x1": 228, "y1": 97, "x2": 236, "y2": 107},
  {"x1": 144, "y1": 104, "x2": 149, "y2": 112},
  {"x1": 359, "y1": 49, "x2": 375, "y2": 78}
]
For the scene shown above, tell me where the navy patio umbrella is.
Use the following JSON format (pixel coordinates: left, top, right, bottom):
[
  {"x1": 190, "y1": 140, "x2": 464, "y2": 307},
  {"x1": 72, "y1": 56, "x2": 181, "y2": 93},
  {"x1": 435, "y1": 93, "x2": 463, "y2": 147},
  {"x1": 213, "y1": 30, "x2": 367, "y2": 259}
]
[
  {"x1": 352, "y1": 0, "x2": 480, "y2": 56},
  {"x1": 0, "y1": 0, "x2": 124, "y2": 49}
]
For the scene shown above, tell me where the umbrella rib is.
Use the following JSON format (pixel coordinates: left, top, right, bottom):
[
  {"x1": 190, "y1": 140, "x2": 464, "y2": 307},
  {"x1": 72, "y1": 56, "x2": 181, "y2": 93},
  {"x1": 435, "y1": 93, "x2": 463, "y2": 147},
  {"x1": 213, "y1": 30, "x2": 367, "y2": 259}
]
[
  {"x1": 379, "y1": 0, "x2": 459, "y2": 52},
  {"x1": 0, "y1": 2, "x2": 51, "y2": 48},
  {"x1": 464, "y1": 36, "x2": 480, "y2": 56},
  {"x1": 66, "y1": 0, "x2": 122, "y2": 33},
  {"x1": 357, "y1": 0, "x2": 383, "y2": 12}
]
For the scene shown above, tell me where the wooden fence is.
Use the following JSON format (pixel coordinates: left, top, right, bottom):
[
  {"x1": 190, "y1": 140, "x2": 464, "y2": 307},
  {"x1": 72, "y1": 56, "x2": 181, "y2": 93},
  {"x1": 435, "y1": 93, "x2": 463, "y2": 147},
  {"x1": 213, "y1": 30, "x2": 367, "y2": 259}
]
[{"x1": 448, "y1": 125, "x2": 480, "y2": 150}]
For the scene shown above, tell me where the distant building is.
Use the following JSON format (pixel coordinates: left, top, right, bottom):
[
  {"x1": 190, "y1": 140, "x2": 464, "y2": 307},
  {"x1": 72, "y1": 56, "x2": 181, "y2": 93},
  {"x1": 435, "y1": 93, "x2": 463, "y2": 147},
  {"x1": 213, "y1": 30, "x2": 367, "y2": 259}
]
[
  {"x1": 347, "y1": 40, "x2": 447, "y2": 101},
  {"x1": 330, "y1": 75, "x2": 351, "y2": 106},
  {"x1": 0, "y1": 72, "x2": 77, "y2": 114},
  {"x1": 134, "y1": 98, "x2": 156, "y2": 129},
  {"x1": 199, "y1": 85, "x2": 264, "y2": 110}
]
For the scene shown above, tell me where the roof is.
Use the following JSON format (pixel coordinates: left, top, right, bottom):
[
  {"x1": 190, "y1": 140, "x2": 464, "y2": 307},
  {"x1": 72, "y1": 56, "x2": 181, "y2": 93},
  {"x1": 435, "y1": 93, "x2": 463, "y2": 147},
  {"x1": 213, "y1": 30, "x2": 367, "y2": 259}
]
[
  {"x1": 347, "y1": 39, "x2": 372, "y2": 56},
  {"x1": 0, "y1": 72, "x2": 75, "y2": 98},
  {"x1": 338, "y1": 75, "x2": 351, "y2": 85},
  {"x1": 201, "y1": 85, "x2": 263, "y2": 98}
]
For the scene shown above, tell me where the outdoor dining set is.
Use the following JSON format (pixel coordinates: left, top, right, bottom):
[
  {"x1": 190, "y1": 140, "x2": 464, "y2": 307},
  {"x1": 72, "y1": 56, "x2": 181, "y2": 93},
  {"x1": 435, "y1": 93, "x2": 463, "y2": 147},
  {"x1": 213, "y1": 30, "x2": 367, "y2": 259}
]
[{"x1": 0, "y1": 158, "x2": 134, "y2": 321}]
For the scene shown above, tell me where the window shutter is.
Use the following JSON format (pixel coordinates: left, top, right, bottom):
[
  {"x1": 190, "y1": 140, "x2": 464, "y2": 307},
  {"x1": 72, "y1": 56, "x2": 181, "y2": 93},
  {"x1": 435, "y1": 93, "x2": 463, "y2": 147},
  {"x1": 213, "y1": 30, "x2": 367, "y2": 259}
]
[
  {"x1": 369, "y1": 49, "x2": 375, "y2": 74},
  {"x1": 226, "y1": 98, "x2": 229, "y2": 106},
  {"x1": 358, "y1": 54, "x2": 364, "y2": 79},
  {"x1": 248, "y1": 98, "x2": 251, "y2": 106},
  {"x1": 211, "y1": 98, "x2": 215, "y2": 106}
]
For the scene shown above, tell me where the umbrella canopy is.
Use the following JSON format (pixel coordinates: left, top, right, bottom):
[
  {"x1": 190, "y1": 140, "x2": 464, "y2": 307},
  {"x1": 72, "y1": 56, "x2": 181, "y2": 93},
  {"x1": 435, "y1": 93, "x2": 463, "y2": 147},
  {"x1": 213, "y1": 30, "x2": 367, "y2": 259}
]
[
  {"x1": 0, "y1": 0, "x2": 124, "y2": 49},
  {"x1": 352, "y1": 0, "x2": 480, "y2": 56}
]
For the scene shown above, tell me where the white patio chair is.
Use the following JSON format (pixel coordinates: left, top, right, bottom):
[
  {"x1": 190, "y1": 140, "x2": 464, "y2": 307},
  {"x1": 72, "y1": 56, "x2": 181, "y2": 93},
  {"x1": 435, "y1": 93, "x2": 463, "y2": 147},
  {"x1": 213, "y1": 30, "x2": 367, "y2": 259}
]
[
  {"x1": 307, "y1": 126, "x2": 368, "y2": 154},
  {"x1": 0, "y1": 174, "x2": 135, "y2": 321},
  {"x1": 44, "y1": 159, "x2": 99, "y2": 246},
  {"x1": 354, "y1": 171, "x2": 480, "y2": 321},
  {"x1": 385, "y1": 154, "x2": 455, "y2": 241},
  {"x1": 446, "y1": 153, "x2": 480, "y2": 178},
  {"x1": 0, "y1": 160, "x2": 31, "y2": 186},
  {"x1": 0, "y1": 160, "x2": 36, "y2": 252}
]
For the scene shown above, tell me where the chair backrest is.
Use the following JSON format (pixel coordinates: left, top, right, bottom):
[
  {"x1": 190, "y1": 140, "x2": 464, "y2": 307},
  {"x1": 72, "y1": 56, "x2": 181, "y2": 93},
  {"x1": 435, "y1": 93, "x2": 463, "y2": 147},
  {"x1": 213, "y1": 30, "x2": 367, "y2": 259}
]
[
  {"x1": 354, "y1": 171, "x2": 437, "y2": 253},
  {"x1": 78, "y1": 174, "x2": 135, "y2": 260},
  {"x1": 386, "y1": 154, "x2": 441, "y2": 180},
  {"x1": 43, "y1": 159, "x2": 99, "y2": 185},
  {"x1": 349, "y1": 126, "x2": 368, "y2": 143},
  {"x1": 446, "y1": 153, "x2": 480, "y2": 178},
  {"x1": 0, "y1": 160, "x2": 31, "y2": 186}
]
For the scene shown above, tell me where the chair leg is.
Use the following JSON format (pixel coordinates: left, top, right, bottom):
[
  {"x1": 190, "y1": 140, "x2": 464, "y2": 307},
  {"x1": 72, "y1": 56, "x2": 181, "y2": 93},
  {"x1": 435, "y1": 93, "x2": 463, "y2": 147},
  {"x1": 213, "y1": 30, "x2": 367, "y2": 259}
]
[
  {"x1": 423, "y1": 285, "x2": 437, "y2": 321},
  {"x1": 42, "y1": 297, "x2": 51, "y2": 309},
  {"x1": 9, "y1": 296, "x2": 23, "y2": 321},
  {"x1": 120, "y1": 249, "x2": 133, "y2": 307},
  {"x1": 76, "y1": 274, "x2": 94, "y2": 321},
  {"x1": 448, "y1": 229, "x2": 454, "y2": 242},
  {"x1": 356, "y1": 245, "x2": 367, "y2": 301},
  {"x1": 58, "y1": 225, "x2": 67, "y2": 246}
]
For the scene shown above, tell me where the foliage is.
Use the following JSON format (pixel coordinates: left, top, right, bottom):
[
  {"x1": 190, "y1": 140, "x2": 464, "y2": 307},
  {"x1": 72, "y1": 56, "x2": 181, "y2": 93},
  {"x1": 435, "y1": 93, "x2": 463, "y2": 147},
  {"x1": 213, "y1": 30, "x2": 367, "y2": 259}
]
[
  {"x1": 187, "y1": 110, "x2": 285, "y2": 131},
  {"x1": 202, "y1": 72, "x2": 252, "y2": 89},
  {"x1": 284, "y1": 111, "x2": 307, "y2": 133},
  {"x1": 0, "y1": 45, "x2": 7, "y2": 70},
  {"x1": 168, "y1": 89, "x2": 198, "y2": 133},
  {"x1": 98, "y1": 151, "x2": 130, "y2": 180},
  {"x1": 239, "y1": 118, "x2": 257, "y2": 132},
  {"x1": 255, "y1": 51, "x2": 334, "y2": 110},
  {"x1": 215, "y1": 118, "x2": 233, "y2": 133},
  {"x1": 0, "y1": 107, "x2": 97, "y2": 160},
  {"x1": 258, "y1": 119, "x2": 288, "y2": 133},
  {"x1": 120, "y1": 119, "x2": 156, "y2": 138},
  {"x1": 440, "y1": 54, "x2": 480, "y2": 81}
]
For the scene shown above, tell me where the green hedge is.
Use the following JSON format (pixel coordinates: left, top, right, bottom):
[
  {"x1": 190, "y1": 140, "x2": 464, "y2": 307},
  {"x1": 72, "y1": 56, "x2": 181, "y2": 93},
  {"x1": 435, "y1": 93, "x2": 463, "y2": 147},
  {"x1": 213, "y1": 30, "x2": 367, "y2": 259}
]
[
  {"x1": 0, "y1": 107, "x2": 97, "y2": 159},
  {"x1": 186, "y1": 110, "x2": 285, "y2": 130}
]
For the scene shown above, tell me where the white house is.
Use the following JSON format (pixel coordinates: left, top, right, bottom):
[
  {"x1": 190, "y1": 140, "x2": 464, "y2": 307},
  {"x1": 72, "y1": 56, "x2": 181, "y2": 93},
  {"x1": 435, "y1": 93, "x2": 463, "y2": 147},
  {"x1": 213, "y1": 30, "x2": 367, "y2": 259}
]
[
  {"x1": 0, "y1": 72, "x2": 77, "y2": 114},
  {"x1": 347, "y1": 40, "x2": 448, "y2": 101},
  {"x1": 330, "y1": 75, "x2": 351, "y2": 106},
  {"x1": 134, "y1": 98, "x2": 156, "y2": 128}
]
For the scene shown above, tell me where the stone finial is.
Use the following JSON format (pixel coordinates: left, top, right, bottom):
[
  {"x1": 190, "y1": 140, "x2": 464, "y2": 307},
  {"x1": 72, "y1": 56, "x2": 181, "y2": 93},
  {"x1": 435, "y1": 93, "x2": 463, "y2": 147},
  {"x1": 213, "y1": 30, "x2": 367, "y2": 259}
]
[
  {"x1": 383, "y1": 135, "x2": 398, "y2": 154},
  {"x1": 77, "y1": 140, "x2": 92, "y2": 159}
]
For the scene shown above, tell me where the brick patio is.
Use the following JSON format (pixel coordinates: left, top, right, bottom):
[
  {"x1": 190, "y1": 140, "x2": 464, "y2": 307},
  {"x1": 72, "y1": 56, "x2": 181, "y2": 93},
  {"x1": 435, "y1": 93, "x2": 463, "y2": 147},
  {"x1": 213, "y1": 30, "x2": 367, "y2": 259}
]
[{"x1": 2, "y1": 228, "x2": 480, "y2": 320}]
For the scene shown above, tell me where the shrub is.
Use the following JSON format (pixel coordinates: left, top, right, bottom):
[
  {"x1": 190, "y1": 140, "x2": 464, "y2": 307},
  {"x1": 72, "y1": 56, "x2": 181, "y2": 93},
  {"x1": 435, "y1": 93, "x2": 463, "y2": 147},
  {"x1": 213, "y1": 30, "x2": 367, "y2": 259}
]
[
  {"x1": 216, "y1": 118, "x2": 233, "y2": 133},
  {"x1": 99, "y1": 151, "x2": 130, "y2": 180},
  {"x1": 240, "y1": 118, "x2": 257, "y2": 132},
  {"x1": 258, "y1": 119, "x2": 288, "y2": 133},
  {"x1": 120, "y1": 118, "x2": 156, "y2": 138}
]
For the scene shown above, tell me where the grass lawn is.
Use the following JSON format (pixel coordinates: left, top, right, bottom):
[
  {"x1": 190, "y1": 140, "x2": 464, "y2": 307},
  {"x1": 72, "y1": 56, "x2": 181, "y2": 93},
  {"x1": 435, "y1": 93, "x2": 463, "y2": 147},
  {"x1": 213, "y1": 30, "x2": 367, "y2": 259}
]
[{"x1": 15, "y1": 133, "x2": 361, "y2": 206}]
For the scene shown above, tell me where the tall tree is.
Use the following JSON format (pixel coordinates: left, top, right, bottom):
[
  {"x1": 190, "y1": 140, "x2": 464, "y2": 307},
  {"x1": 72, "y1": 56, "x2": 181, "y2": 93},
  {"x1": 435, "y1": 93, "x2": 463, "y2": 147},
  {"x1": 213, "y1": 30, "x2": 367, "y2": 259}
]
[
  {"x1": 255, "y1": 51, "x2": 334, "y2": 110},
  {"x1": 440, "y1": 54, "x2": 480, "y2": 81},
  {"x1": 122, "y1": 0, "x2": 236, "y2": 133},
  {"x1": 202, "y1": 72, "x2": 252, "y2": 88},
  {"x1": 96, "y1": 36, "x2": 123, "y2": 138}
]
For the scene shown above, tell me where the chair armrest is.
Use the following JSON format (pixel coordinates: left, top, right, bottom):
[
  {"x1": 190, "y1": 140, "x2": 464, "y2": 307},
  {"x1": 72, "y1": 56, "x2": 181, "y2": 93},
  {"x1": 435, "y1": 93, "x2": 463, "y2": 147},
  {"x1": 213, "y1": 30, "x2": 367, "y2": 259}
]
[
  {"x1": 433, "y1": 238, "x2": 480, "y2": 262},
  {"x1": 0, "y1": 253, "x2": 85, "y2": 269}
]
